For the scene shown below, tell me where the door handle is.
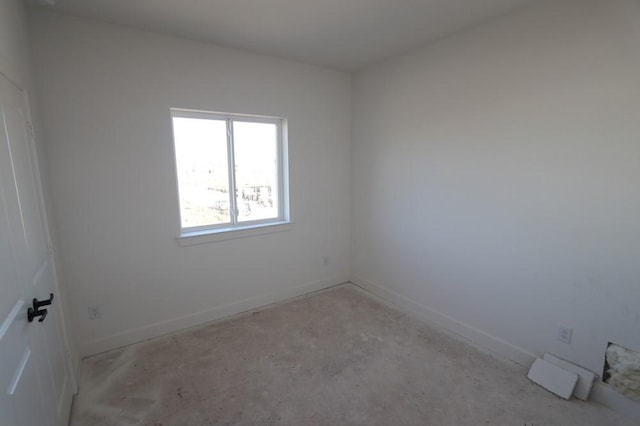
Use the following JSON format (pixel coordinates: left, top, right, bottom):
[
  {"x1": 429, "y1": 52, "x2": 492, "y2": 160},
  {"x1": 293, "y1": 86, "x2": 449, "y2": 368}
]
[
  {"x1": 32, "y1": 293, "x2": 54, "y2": 310},
  {"x1": 28, "y1": 294, "x2": 53, "y2": 323},
  {"x1": 27, "y1": 307, "x2": 47, "y2": 323}
]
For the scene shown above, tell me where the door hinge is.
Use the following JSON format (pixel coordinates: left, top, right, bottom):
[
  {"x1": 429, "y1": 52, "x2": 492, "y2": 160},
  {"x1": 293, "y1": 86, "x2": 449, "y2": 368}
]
[{"x1": 26, "y1": 121, "x2": 35, "y2": 139}]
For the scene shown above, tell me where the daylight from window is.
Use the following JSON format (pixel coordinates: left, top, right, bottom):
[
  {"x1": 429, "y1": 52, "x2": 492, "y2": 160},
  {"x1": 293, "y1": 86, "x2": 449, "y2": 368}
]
[{"x1": 172, "y1": 115, "x2": 280, "y2": 230}]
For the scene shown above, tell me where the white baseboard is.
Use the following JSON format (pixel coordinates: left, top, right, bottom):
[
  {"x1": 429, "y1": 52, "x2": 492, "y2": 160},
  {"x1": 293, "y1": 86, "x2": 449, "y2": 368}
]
[
  {"x1": 350, "y1": 275, "x2": 640, "y2": 422},
  {"x1": 350, "y1": 275, "x2": 537, "y2": 366},
  {"x1": 591, "y1": 381, "x2": 640, "y2": 422},
  {"x1": 80, "y1": 277, "x2": 344, "y2": 356}
]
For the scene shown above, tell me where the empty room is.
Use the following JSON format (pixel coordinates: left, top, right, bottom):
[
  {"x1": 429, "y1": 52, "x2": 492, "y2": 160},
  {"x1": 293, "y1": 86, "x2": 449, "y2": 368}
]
[{"x1": 1, "y1": 0, "x2": 639, "y2": 424}]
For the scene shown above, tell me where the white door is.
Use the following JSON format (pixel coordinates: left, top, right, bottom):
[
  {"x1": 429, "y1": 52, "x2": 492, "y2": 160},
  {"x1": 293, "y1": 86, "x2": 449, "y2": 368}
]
[{"x1": 0, "y1": 73, "x2": 74, "y2": 426}]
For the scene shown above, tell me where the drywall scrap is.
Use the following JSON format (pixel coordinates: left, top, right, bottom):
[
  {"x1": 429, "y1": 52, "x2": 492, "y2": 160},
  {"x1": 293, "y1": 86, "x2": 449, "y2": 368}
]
[
  {"x1": 528, "y1": 358, "x2": 578, "y2": 399},
  {"x1": 543, "y1": 353, "x2": 595, "y2": 400},
  {"x1": 605, "y1": 344, "x2": 640, "y2": 402}
]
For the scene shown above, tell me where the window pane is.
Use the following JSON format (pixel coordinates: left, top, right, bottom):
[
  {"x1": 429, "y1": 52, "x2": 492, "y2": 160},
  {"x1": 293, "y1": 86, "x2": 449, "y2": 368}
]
[
  {"x1": 233, "y1": 121, "x2": 279, "y2": 222},
  {"x1": 173, "y1": 117, "x2": 230, "y2": 228}
]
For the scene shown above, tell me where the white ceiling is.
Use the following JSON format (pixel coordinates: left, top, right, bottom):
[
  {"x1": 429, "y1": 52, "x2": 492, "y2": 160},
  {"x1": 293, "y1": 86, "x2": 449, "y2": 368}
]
[{"x1": 35, "y1": 0, "x2": 537, "y2": 71}]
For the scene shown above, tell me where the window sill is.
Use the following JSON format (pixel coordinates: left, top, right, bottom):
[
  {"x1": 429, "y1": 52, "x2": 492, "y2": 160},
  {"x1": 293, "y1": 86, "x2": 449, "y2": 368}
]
[{"x1": 177, "y1": 221, "x2": 293, "y2": 246}]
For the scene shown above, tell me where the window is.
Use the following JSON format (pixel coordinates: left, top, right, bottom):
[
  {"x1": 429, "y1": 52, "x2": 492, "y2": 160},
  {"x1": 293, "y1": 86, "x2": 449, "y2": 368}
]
[{"x1": 171, "y1": 109, "x2": 289, "y2": 239}]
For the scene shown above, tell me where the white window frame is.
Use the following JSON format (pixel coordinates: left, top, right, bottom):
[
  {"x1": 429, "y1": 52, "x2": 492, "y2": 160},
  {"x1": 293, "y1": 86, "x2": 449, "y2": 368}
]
[{"x1": 171, "y1": 108, "x2": 291, "y2": 245}]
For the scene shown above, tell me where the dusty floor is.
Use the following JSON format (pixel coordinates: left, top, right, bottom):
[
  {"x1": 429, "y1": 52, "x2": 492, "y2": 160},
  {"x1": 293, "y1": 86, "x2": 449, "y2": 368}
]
[{"x1": 71, "y1": 284, "x2": 634, "y2": 425}]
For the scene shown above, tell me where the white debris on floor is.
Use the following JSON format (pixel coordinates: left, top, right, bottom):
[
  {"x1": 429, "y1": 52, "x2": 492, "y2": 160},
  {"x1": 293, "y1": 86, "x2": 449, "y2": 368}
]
[
  {"x1": 606, "y1": 344, "x2": 640, "y2": 402},
  {"x1": 543, "y1": 353, "x2": 595, "y2": 401},
  {"x1": 527, "y1": 358, "x2": 578, "y2": 400}
]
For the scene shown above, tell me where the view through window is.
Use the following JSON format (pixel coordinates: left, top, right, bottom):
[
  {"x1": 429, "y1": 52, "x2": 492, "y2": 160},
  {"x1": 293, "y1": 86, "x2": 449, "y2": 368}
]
[{"x1": 171, "y1": 110, "x2": 286, "y2": 232}]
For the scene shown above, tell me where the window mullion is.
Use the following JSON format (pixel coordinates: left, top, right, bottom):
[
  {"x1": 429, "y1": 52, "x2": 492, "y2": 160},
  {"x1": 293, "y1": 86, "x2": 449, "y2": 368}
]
[{"x1": 226, "y1": 119, "x2": 238, "y2": 225}]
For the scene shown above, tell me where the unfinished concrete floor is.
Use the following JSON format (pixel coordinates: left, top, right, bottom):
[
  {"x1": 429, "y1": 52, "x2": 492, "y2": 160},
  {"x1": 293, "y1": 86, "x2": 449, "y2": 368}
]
[{"x1": 71, "y1": 284, "x2": 634, "y2": 425}]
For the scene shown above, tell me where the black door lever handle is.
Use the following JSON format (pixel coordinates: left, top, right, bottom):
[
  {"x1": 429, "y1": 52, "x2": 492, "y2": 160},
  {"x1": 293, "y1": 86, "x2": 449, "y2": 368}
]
[
  {"x1": 28, "y1": 294, "x2": 53, "y2": 323},
  {"x1": 27, "y1": 307, "x2": 48, "y2": 323},
  {"x1": 33, "y1": 293, "x2": 54, "y2": 310}
]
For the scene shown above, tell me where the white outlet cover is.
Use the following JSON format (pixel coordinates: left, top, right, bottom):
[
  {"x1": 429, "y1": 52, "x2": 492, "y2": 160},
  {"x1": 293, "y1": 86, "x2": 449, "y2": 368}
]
[
  {"x1": 528, "y1": 358, "x2": 578, "y2": 400},
  {"x1": 558, "y1": 326, "x2": 573, "y2": 344},
  {"x1": 88, "y1": 306, "x2": 101, "y2": 319},
  {"x1": 543, "y1": 353, "x2": 595, "y2": 400}
]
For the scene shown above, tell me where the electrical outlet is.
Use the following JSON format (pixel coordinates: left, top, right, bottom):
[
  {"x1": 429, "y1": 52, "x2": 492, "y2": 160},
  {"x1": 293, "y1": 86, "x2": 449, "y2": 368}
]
[
  {"x1": 557, "y1": 326, "x2": 573, "y2": 344},
  {"x1": 88, "y1": 306, "x2": 101, "y2": 320}
]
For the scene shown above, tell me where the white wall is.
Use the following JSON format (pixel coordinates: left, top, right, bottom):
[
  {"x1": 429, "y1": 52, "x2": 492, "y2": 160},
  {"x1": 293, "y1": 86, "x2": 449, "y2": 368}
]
[
  {"x1": 29, "y1": 10, "x2": 352, "y2": 356},
  {"x1": 1, "y1": 1, "x2": 79, "y2": 373},
  {"x1": 352, "y1": 0, "x2": 640, "y2": 378},
  {"x1": 0, "y1": 0, "x2": 31, "y2": 85}
]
